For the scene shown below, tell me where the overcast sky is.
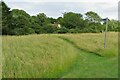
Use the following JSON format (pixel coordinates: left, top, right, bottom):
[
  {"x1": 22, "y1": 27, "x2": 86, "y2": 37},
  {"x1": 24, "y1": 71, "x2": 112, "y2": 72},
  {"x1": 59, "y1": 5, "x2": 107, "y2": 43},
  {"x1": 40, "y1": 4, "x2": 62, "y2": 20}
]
[{"x1": 4, "y1": 0, "x2": 119, "y2": 20}]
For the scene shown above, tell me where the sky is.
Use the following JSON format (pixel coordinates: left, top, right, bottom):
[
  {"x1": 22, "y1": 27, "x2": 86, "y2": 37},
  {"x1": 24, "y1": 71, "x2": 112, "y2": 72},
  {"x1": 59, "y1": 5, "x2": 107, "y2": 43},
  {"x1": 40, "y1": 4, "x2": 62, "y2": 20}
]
[{"x1": 3, "y1": 0, "x2": 119, "y2": 20}]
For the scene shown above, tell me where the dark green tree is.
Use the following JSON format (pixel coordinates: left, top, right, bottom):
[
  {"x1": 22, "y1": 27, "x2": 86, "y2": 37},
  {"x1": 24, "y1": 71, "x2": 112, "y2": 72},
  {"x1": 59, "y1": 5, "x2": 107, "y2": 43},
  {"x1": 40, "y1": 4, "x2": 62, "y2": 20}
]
[
  {"x1": 48, "y1": 17, "x2": 57, "y2": 24},
  {"x1": 85, "y1": 11, "x2": 101, "y2": 23},
  {"x1": 37, "y1": 13, "x2": 49, "y2": 26},
  {"x1": 85, "y1": 11, "x2": 103, "y2": 32},
  {"x1": 0, "y1": 2, "x2": 2, "y2": 35},
  {"x1": 108, "y1": 19, "x2": 118, "y2": 31},
  {"x1": 2, "y1": 1, "x2": 12, "y2": 35},
  {"x1": 1, "y1": 1, "x2": 119, "y2": 35},
  {"x1": 42, "y1": 24, "x2": 57, "y2": 33},
  {"x1": 60, "y1": 12, "x2": 84, "y2": 29},
  {"x1": 10, "y1": 9, "x2": 35, "y2": 35},
  {"x1": 30, "y1": 16, "x2": 43, "y2": 34}
]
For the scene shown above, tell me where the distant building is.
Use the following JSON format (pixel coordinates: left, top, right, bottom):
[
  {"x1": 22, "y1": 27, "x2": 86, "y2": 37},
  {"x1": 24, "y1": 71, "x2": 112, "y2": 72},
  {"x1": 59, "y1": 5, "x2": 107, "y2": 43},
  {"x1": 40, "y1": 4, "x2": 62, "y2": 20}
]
[
  {"x1": 57, "y1": 24, "x2": 61, "y2": 28},
  {"x1": 52, "y1": 22, "x2": 61, "y2": 29}
]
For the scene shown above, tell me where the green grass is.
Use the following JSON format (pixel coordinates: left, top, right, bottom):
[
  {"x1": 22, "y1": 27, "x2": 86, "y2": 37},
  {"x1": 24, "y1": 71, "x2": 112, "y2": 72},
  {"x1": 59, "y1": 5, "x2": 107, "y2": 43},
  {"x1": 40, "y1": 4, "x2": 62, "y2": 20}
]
[
  {"x1": 0, "y1": 36, "x2": 2, "y2": 79},
  {"x1": 57, "y1": 32, "x2": 118, "y2": 57},
  {"x1": 2, "y1": 32, "x2": 118, "y2": 78},
  {"x1": 2, "y1": 35, "x2": 78, "y2": 78}
]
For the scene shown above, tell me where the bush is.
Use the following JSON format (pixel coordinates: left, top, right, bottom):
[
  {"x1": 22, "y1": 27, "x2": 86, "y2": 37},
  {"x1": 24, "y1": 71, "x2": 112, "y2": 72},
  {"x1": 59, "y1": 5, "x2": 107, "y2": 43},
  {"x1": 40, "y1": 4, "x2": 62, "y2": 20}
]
[
  {"x1": 42, "y1": 24, "x2": 57, "y2": 33},
  {"x1": 68, "y1": 29, "x2": 81, "y2": 33},
  {"x1": 55, "y1": 27, "x2": 69, "y2": 34},
  {"x1": 11, "y1": 27, "x2": 35, "y2": 35}
]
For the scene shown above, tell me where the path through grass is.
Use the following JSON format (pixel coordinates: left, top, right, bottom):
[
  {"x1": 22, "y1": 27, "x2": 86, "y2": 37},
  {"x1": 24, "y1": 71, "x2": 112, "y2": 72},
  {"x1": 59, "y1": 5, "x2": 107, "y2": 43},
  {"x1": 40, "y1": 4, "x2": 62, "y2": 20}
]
[
  {"x1": 58, "y1": 36, "x2": 118, "y2": 78},
  {"x1": 2, "y1": 32, "x2": 118, "y2": 78}
]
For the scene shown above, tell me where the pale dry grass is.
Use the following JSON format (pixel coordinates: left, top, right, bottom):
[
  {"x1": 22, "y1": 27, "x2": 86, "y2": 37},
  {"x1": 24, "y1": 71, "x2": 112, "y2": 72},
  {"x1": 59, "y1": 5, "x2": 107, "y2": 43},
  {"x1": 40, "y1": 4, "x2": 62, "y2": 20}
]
[
  {"x1": 58, "y1": 32, "x2": 118, "y2": 57},
  {"x1": 0, "y1": 36, "x2": 2, "y2": 79},
  {"x1": 2, "y1": 35, "x2": 78, "y2": 78},
  {"x1": 2, "y1": 32, "x2": 118, "y2": 78}
]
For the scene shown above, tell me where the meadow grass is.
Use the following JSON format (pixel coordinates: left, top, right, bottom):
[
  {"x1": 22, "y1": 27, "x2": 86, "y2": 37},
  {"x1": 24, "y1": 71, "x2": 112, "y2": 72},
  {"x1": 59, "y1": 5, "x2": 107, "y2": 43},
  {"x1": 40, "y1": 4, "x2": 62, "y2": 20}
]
[
  {"x1": 2, "y1": 32, "x2": 118, "y2": 78},
  {"x1": 57, "y1": 32, "x2": 118, "y2": 57},
  {"x1": 2, "y1": 35, "x2": 78, "y2": 78},
  {"x1": 0, "y1": 36, "x2": 2, "y2": 79},
  {"x1": 56, "y1": 32, "x2": 118, "y2": 78}
]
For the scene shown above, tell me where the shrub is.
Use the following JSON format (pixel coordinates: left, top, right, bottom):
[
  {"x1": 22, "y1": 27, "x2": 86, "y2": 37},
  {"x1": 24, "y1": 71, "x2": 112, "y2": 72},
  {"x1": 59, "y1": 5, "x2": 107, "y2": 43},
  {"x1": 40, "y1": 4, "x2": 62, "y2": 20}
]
[{"x1": 55, "y1": 27, "x2": 69, "y2": 34}]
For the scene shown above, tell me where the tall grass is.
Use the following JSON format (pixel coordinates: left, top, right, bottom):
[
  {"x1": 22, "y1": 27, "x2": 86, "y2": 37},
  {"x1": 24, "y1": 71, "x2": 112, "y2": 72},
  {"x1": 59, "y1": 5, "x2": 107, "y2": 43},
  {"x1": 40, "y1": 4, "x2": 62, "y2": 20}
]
[
  {"x1": 56, "y1": 32, "x2": 118, "y2": 78},
  {"x1": 2, "y1": 32, "x2": 118, "y2": 78},
  {"x1": 2, "y1": 34, "x2": 78, "y2": 78},
  {"x1": 0, "y1": 36, "x2": 2, "y2": 79},
  {"x1": 57, "y1": 32, "x2": 118, "y2": 57}
]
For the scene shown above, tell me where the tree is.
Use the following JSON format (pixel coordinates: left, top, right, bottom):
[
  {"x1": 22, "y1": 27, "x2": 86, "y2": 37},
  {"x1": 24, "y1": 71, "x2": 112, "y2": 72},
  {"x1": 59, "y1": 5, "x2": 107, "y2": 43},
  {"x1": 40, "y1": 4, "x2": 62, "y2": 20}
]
[
  {"x1": 30, "y1": 16, "x2": 43, "y2": 34},
  {"x1": 48, "y1": 17, "x2": 57, "y2": 24},
  {"x1": 55, "y1": 27, "x2": 69, "y2": 33},
  {"x1": 1, "y1": 1, "x2": 119, "y2": 35},
  {"x1": 60, "y1": 12, "x2": 84, "y2": 29},
  {"x1": 10, "y1": 9, "x2": 35, "y2": 35},
  {"x1": 85, "y1": 11, "x2": 101, "y2": 23},
  {"x1": 57, "y1": 17, "x2": 62, "y2": 23},
  {"x1": 85, "y1": 11, "x2": 103, "y2": 32},
  {"x1": 37, "y1": 13, "x2": 49, "y2": 26},
  {"x1": 0, "y1": 2, "x2": 2, "y2": 35},
  {"x1": 1, "y1": 1, "x2": 12, "y2": 35},
  {"x1": 107, "y1": 19, "x2": 118, "y2": 31},
  {"x1": 42, "y1": 24, "x2": 57, "y2": 33}
]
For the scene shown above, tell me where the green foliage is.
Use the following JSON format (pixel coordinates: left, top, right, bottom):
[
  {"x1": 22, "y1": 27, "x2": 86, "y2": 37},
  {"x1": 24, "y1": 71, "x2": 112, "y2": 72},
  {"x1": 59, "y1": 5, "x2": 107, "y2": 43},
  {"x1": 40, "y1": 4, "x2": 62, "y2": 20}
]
[
  {"x1": 85, "y1": 11, "x2": 101, "y2": 23},
  {"x1": 60, "y1": 12, "x2": 83, "y2": 29},
  {"x1": 0, "y1": 2, "x2": 2, "y2": 34},
  {"x1": 30, "y1": 16, "x2": 43, "y2": 34},
  {"x1": 108, "y1": 19, "x2": 118, "y2": 31},
  {"x1": 42, "y1": 24, "x2": 57, "y2": 33},
  {"x1": 48, "y1": 17, "x2": 58, "y2": 24},
  {"x1": 37, "y1": 13, "x2": 49, "y2": 26},
  {"x1": 1, "y1": 2, "x2": 119, "y2": 35},
  {"x1": 55, "y1": 27, "x2": 69, "y2": 33},
  {"x1": 10, "y1": 9, "x2": 35, "y2": 35},
  {"x1": 89, "y1": 22, "x2": 103, "y2": 33},
  {"x1": 2, "y1": 1, "x2": 12, "y2": 35}
]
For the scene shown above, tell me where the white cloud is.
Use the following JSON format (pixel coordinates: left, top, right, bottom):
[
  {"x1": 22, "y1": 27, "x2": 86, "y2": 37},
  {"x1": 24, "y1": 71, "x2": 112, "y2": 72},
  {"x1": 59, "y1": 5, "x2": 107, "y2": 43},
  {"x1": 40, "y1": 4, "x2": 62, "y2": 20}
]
[
  {"x1": 3, "y1": 1, "x2": 118, "y2": 20},
  {"x1": 3, "y1": 0, "x2": 120, "y2": 3}
]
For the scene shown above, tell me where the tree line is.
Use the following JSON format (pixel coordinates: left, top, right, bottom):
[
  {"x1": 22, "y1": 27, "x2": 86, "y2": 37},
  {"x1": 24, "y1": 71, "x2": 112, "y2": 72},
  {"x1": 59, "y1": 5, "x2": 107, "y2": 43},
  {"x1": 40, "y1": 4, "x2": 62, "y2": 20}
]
[{"x1": 1, "y1": 1, "x2": 119, "y2": 35}]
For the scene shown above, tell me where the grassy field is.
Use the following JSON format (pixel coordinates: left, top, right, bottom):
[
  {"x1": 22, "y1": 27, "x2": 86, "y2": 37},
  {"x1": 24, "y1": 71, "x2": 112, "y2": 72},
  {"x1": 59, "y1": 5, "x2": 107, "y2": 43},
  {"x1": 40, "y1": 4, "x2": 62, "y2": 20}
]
[
  {"x1": 0, "y1": 36, "x2": 2, "y2": 79},
  {"x1": 2, "y1": 32, "x2": 118, "y2": 78}
]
